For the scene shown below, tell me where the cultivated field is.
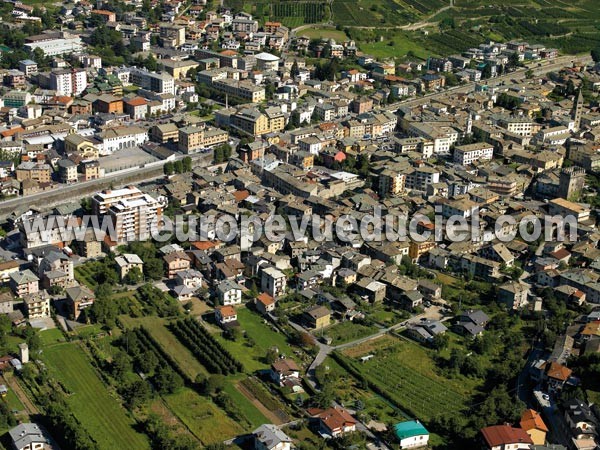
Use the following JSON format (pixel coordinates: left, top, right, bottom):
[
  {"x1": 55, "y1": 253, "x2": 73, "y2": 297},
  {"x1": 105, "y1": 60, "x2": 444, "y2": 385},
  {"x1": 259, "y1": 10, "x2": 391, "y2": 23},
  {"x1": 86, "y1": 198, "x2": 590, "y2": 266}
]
[
  {"x1": 339, "y1": 335, "x2": 477, "y2": 421},
  {"x1": 162, "y1": 388, "x2": 244, "y2": 445},
  {"x1": 42, "y1": 343, "x2": 150, "y2": 450}
]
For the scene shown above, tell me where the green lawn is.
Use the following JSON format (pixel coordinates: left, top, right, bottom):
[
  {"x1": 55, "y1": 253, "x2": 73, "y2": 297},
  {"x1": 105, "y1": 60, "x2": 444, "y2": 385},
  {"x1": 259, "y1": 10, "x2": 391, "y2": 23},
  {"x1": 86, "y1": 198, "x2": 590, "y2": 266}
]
[
  {"x1": 358, "y1": 32, "x2": 430, "y2": 59},
  {"x1": 163, "y1": 388, "x2": 244, "y2": 445},
  {"x1": 42, "y1": 343, "x2": 150, "y2": 450},
  {"x1": 3, "y1": 389, "x2": 24, "y2": 412},
  {"x1": 213, "y1": 307, "x2": 296, "y2": 373},
  {"x1": 39, "y1": 328, "x2": 65, "y2": 347},
  {"x1": 325, "y1": 321, "x2": 379, "y2": 345},
  {"x1": 300, "y1": 26, "x2": 348, "y2": 42}
]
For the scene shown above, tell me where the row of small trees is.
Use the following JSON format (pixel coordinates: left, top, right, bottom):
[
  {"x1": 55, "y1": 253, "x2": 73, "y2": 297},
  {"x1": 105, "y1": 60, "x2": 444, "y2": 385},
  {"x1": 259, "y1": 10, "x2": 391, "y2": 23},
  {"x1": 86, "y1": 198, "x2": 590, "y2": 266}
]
[{"x1": 170, "y1": 318, "x2": 242, "y2": 375}]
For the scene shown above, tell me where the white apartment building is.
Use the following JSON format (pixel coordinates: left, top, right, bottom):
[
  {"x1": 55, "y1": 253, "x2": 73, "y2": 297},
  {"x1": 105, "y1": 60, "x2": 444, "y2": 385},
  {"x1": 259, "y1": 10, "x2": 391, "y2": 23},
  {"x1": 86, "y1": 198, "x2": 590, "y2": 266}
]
[
  {"x1": 107, "y1": 194, "x2": 163, "y2": 243},
  {"x1": 261, "y1": 266, "x2": 287, "y2": 298},
  {"x1": 92, "y1": 186, "x2": 161, "y2": 215},
  {"x1": 130, "y1": 68, "x2": 175, "y2": 95},
  {"x1": 497, "y1": 117, "x2": 537, "y2": 136},
  {"x1": 408, "y1": 123, "x2": 458, "y2": 155},
  {"x1": 453, "y1": 142, "x2": 494, "y2": 166},
  {"x1": 49, "y1": 68, "x2": 87, "y2": 96}
]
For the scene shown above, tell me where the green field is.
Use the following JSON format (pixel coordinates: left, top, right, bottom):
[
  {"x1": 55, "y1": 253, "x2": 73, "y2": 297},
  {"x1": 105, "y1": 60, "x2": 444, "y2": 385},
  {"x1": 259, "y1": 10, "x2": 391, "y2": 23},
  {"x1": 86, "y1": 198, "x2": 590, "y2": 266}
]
[
  {"x1": 38, "y1": 328, "x2": 65, "y2": 347},
  {"x1": 222, "y1": 379, "x2": 270, "y2": 428},
  {"x1": 119, "y1": 315, "x2": 209, "y2": 380},
  {"x1": 325, "y1": 321, "x2": 379, "y2": 345},
  {"x1": 300, "y1": 26, "x2": 349, "y2": 42},
  {"x1": 339, "y1": 335, "x2": 478, "y2": 421},
  {"x1": 163, "y1": 388, "x2": 244, "y2": 445},
  {"x1": 213, "y1": 307, "x2": 297, "y2": 373},
  {"x1": 42, "y1": 343, "x2": 150, "y2": 450}
]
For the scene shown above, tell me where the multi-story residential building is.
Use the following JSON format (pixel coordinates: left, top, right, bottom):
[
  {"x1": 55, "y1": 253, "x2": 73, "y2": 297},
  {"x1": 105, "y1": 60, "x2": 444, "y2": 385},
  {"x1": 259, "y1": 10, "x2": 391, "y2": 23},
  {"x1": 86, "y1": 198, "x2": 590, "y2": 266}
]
[
  {"x1": 57, "y1": 159, "x2": 78, "y2": 183},
  {"x1": 107, "y1": 192, "x2": 164, "y2": 243},
  {"x1": 378, "y1": 169, "x2": 405, "y2": 197},
  {"x1": 93, "y1": 94, "x2": 123, "y2": 114},
  {"x1": 23, "y1": 290, "x2": 50, "y2": 318},
  {"x1": 178, "y1": 126, "x2": 229, "y2": 153},
  {"x1": 50, "y1": 68, "x2": 87, "y2": 96},
  {"x1": 130, "y1": 68, "x2": 175, "y2": 95},
  {"x1": 217, "y1": 280, "x2": 243, "y2": 305},
  {"x1": 498, "y1": 281, "x2": 529, "y2": 310},
  {"x1": 91, "y1": 9, "x2": 116, "y2": 22},
  {"x1": 213, "y1": 79, "x2": 265, "y2": 103},
  {"x1": 92, "y1": 186, "x2": 156, "y2": 215},
  {"x1": 9, "y1": 270, "x2": 39, "y2": 297},
  {"x1": 123, "y1": 97, "x2": 148, "y2": 120},
  {"x1": 261, "y1": 266, "x2": 287, "y2": 298},
  {"x1": 8, "y1": 423, "x2": 53, "y2": 450},
  {"x1": 150, "y1": 123, "x2": 179, "y2": 144},
  {"x1": 405, "y1": 165, "x2": 440, "y2": 192},
  {"x1": 18, "y1": 59, "x2": 38, "y2": 76},
  {"x1": 115, "y1": 253, "x2": 144, "y2": 280},
  {"x1": 453, "y1": 142, "x2": 494, "y2": 166},
  {"x1": 65, "y1": 285, "x2": 95, "y2": 321},
  {"x1": 496, "y1": 116, "x2": 538, "y2": 137},
  {"x1": 15, "y1": 162, "x2": 52, "y2": 183},
  {"x1": 164, "y1": 251, "x2": 191, "y2": 278}
]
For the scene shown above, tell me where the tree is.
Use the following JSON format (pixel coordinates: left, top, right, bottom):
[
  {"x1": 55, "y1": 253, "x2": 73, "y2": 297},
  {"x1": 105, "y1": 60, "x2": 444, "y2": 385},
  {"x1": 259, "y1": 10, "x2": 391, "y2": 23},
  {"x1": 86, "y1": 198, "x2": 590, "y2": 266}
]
[
  {"x1": 265, "y1": 348, "x2": 279, "y2": 364},
  {"x1": 182, "y1": 156, "x2": 192, "y2": 172},
  {"x1": 137, "y1": 350, "x2": 159, "y2": 374},
  {"x1": 153, "y1": 364, "x2": 183, "y2": 394},
  {"x1": 202, "y1": 374, "x2": 225, "y2": 395},
  {"x1": 432, "y1": 333, "x2": 450, "y2": 350},
  {"x1": 123, "y1": 266, "x2": 143, "y2": 285},
  {"x1": 173, "y1": 160, "x2": 184, "y2": 174},
  {"x1": 525, "y1": 69, "x2": 534, "y2": 79},
  {"x1": 120, "y1": 380, "x2": 152, "y2": 409},
  {"x1": 163, "y1": 162, "x2": 174, "y2": 175},
  {"x1": 144, "y1": 258, "x2": 164, "y2": 280},
  {"x1": 508, "y1": 52, "x2": 520, "y2": 69},
  {"x1": 592, "y1": 47, "x2": 600, "y2": 63},
  {"x1": 111, "y1": 351, "x2": 132, "y2": 381},
  {"x1": 290, "y1": 60, "x2": 299, "y2": 78},
  {"x1": 313, "y1": 383, "x2": 335, "y2": 408},
  {"x1": 481, "y1": 64, "x2": 492, "y2": 80}
]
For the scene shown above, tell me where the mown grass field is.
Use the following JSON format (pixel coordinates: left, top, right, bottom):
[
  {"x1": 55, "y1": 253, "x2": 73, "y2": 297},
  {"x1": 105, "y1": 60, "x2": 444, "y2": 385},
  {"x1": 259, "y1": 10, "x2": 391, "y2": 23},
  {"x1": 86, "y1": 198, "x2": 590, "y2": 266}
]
[
  {"x1": 212, "y1": 307, "x2": 296, "y2": 373},
  {"x1": 339, "y1": 335, "x2": 478, "y2": 422},
  {"x1": 300, "y1": 26, "x2": 349, "y2": 42},
  {"x1": 38, "y1": 328, "x2": 65, "y2": 347},
  {"x1": 42, "y1": 343, "x2": 150, "y2": 450},
  {"x1": 163, "y1": 388, "x2": 244, "y2": 445},
  {"x1": 325, "y1": 321, "x2": 379, "y2": 345}
]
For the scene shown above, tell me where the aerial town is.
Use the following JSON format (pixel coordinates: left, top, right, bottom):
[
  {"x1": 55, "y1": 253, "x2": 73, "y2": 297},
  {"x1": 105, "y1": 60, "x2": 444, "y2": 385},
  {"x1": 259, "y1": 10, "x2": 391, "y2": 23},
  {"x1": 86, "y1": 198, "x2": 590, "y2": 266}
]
[{"x1": 0, "y1": 0, "x2": 599, "y2": 449}]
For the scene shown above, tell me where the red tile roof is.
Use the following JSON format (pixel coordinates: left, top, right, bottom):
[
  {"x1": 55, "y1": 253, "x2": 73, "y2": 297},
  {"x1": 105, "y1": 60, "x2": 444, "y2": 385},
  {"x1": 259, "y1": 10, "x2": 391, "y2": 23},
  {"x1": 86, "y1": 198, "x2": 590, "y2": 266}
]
[
  {"x1": 545, "y1": 361, "x2": 572, "y2": 381},
  {"x1": 309, "y1": 406, "x2": 357, "y2": 433},
  {"x1": 257, "y1": 292, "x2": 274, "y2": 306},
  {"x1": 481, "y1": 425, "x2": 533, "y2": 447},
  {"x1": 520, "y1": 409, "x2": 548, "y2": 432}
]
